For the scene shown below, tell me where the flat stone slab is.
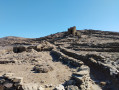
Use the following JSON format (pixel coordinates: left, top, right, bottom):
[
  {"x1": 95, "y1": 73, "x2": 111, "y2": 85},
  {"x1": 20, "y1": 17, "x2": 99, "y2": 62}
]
[
  {"x1": 78, "y1": 65, "x2": 90, "y2": 72},
  {"x1": 72, "y1": 74, "x2": 83, "y2": 82},
  {"x1": 73, "y1": 70, "x2": 89, "y2": 76},
  {"x1": 0, "y1": 61, "x2": 15, "y2": 64}
]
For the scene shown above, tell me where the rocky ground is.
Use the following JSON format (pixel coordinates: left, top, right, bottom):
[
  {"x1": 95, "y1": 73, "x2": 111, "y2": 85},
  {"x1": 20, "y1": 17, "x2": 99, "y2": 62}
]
[{"x1": 0, "y1": 28, "x2": 119, "y2": 90}]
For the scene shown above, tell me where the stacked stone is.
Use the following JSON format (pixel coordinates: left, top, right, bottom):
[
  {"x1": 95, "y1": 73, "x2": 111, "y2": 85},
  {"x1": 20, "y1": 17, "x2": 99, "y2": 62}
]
[
  {"x1": 51, "y1": 49, "x2": 84, "y2": 67},
  {"x1": 68, "y1": 26, "x2": 77, "y2": 36},
  {"x1": 0, "y1": 73, "x2": 23, "y2": 90},
  {"x1": 72, "y1": 65, "x2": 92, "y2": 90}
]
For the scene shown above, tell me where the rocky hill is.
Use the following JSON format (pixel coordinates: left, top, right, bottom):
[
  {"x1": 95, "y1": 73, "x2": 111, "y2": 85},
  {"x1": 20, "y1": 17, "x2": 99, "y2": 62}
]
[{"x1": 0, "y1": 27, "x2": 119, "y2": 90}]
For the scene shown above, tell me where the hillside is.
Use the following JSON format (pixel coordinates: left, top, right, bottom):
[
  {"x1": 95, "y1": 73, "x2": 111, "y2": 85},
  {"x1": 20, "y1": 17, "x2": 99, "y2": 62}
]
[{"x1": 0, "y1": 27, "x2": 119, "y2": 90}]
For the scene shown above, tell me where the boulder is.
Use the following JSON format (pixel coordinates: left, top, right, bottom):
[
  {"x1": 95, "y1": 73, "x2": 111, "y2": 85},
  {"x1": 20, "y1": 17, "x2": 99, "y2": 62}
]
[
  {"x1": 33, "y1": 63, "x2": 53, "y2": 73},
  {"x1": 66, "y1": 85, "x2": 79, "y2": 90},
  {"x1": 54, "y1": 84, "x2": 65, "y2": 90}
]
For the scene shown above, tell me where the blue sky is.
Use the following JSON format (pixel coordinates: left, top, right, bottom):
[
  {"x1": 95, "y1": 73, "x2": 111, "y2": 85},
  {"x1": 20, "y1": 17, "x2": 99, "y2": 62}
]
[{"x1": 0, "y1": 0, "x2": 119, "y2": 38}]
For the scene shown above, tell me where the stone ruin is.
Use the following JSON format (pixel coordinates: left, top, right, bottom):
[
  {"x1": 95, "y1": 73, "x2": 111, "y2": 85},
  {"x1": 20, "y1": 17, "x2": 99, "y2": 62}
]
[
  {"x1": 0, "y1": 73, "x2": 23, "y2": 90},
  {"x1": 68, "y1": 26, "x2": 81, "y2": 38},
  {"x1": 13, "y1": 41, "x2": 56, "y2": 53},
  {"x1": 68, "y1": 26, "x2": 76, "y2": 36},
  {"x1": 34, "y1": 41, "x2": 55, "y2": 51}
]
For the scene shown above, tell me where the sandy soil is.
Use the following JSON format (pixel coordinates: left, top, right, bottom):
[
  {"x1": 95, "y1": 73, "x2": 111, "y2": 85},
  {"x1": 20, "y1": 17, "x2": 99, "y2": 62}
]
[{"x1": 0, "y1": 51, "x2": 72, "y2": 86}]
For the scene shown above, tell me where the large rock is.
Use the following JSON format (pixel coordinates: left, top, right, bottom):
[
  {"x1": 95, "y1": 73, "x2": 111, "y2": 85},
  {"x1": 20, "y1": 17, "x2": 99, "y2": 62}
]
[
  {"x1": 33, "y1": 63, "x2": 54, "y2": 73},
  {"x1": 54, "y1": 84, "x2": 65, "y2": 90},
  {"x1": 66, "y1": 85, "x2": 79, "y2": 90}
]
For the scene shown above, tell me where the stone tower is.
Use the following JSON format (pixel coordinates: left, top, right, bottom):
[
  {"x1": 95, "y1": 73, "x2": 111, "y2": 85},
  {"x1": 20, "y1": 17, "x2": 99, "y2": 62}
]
[{"x1": 68, "y1": 26, "x2": 76, "y2": 35}]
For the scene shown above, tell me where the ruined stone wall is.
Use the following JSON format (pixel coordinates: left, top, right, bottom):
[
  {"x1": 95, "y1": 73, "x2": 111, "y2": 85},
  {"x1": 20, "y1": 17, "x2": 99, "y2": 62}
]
[
  {"x1": 68, "y1": 26, "x2": 76, "y2": 35},
  {"x1": 59, "y1": 47, "x2": 119, "y2": 89}
]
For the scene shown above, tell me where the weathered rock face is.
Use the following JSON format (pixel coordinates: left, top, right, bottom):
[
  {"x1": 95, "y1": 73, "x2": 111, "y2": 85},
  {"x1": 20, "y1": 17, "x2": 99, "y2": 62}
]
[{"x1": 33, "y1": 63, "x2": 54, "y2": 73}]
